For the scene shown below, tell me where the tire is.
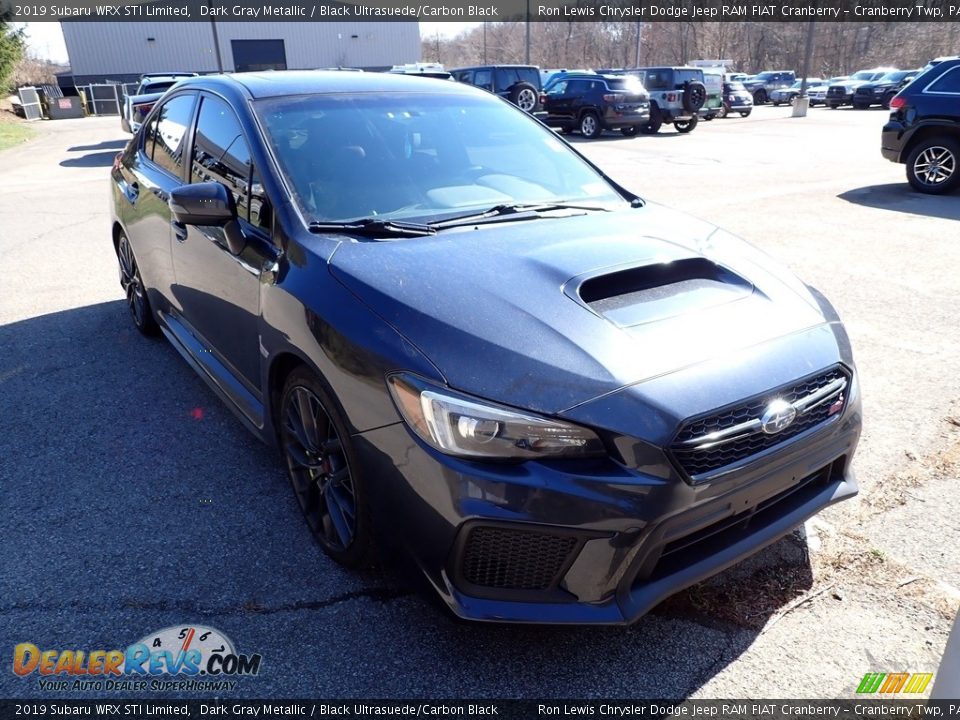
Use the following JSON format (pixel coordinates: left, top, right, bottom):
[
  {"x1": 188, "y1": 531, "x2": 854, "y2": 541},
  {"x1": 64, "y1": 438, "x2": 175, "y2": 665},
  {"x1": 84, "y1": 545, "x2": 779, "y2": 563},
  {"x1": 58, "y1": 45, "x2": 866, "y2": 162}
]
[
  {"x1": 772, "y1": 100, "x2": 781, "y2": 107},
  {"x1": 905, "y1": 136, "x2": 960, "y2": 195},
  {"x1": 116, "y1": 231, "x2": 159, "y2": 336},
  {"x1": 579, "y1": 111, "x2": 602, "y2": 139},
  {"x1": 508, "y1": 83, "x2": 538, "y2": 113},
  {"x1": 674, "y1": 115, "x2": 699, "y2": 134},
  {"x1": 717, "y1": 104, "x2": 728, "y2": 119},
  {"x1": 702, "y1": 113, "x2": 715, "y2": 121},
  {"x1": 753, "y1": 89, "x2": 767, "y2": 105},
  {"x1": 559, "y1": 126, "x2": 574, "y2": 135},
  {"x1": 641, "y1": 104, "x2": 663, "y2": 134},
  {"x1": 620, "y1": 126, "x2": 639, "y2": 137},
  {"x1": 739, "y1": 111, "x2": 752, "y2": 118},
  {"x1": 853, "y1": 102, "x2": 868, "y2": 110},
  {"x1": 279, "y1": 367, "x2": 377, "y2": 569},
  {"x1": 682, "y1": 81, "x2": 707, "y2": 113},
  {"x1": 882, "y1": 93, "x2": 896, "y2": 110}
]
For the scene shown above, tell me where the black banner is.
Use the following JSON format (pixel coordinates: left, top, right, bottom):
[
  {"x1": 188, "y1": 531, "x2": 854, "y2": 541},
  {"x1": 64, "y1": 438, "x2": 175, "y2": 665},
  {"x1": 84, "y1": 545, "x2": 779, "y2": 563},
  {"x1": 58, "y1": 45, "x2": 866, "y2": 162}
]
[
  {"x1": 1, "y1": 700, "x2": 959, "y2": 720},
  {"x1": 3, "y1": 0, "x2": 959, "y2": 23}
]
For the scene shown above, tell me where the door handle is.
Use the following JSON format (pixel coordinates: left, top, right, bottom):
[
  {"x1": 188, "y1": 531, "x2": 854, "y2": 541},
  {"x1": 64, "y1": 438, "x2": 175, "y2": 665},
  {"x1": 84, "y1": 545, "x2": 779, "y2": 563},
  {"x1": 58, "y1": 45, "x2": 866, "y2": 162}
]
[{"x1": 172, "y1": 220, "x2": 188, "y2": 242}]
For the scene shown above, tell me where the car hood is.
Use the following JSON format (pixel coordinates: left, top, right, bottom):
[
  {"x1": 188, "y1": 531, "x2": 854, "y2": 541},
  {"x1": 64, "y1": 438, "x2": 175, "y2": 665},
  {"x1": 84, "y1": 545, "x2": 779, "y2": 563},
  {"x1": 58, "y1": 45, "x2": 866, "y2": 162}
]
[{"x1": 328, "y1": 204, "x2": 833, "y2": 416}]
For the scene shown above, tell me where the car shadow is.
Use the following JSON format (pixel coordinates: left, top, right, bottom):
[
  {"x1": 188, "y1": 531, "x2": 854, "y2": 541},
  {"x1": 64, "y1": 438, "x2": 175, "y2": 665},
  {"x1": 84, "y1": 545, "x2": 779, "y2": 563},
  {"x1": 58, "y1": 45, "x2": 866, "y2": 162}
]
[
  {"x1": 0, "y1": 300, "x2": 813, "y2": 699},
  {"x1": 67, "y1": 139, "x2": 127, "y2": 152},
  {"x1": 839, "y1": 183, "x2": 960, "y2": 221},
  {"x1": 59, "y1": 150, "x2": 119, "y2": 168}
]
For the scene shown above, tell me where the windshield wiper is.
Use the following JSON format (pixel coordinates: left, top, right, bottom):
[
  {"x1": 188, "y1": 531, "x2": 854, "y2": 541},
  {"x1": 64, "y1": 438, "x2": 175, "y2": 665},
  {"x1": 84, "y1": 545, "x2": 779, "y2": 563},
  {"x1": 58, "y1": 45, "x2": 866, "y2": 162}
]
[
  {"x1": 308, "y1": 218, "x2": 436, "y2": 238},
  {"x1": 428, "y1": 202, "x2": 612, "y2": 230}
]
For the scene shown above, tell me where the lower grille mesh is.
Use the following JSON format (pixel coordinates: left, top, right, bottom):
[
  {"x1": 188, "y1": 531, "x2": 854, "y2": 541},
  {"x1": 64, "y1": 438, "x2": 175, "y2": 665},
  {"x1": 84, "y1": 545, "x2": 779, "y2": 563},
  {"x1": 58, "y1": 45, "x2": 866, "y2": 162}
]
[{"x1": 461, "y1": 526, "x2": 578, "y2": 591}]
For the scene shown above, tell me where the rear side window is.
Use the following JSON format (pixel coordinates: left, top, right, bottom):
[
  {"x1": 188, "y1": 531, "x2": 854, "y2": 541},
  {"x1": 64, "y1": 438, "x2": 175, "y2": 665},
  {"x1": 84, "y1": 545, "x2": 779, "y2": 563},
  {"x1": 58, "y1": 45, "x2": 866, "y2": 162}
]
[
  {"x1": 473, "y1": 69, "x2": 492, "y2": 90},
  {"x1": 643, "y1": 71, "x2": 670, "y2": 90},
  {"x1": 926, "y1": 67, "x2": 960, "y2": 94},
  {"x1": 517, "y1": 68, "x2": 541, "y2": 89},
  {"x1": 146, "y1": 93, "x2": 196, "y2": 178},
  {"x1": 495, "y1": 68, "x2": 517, "y2": 89},
  {"x1": 191, "y1": 94, "x2": 266, "y2": 229}
]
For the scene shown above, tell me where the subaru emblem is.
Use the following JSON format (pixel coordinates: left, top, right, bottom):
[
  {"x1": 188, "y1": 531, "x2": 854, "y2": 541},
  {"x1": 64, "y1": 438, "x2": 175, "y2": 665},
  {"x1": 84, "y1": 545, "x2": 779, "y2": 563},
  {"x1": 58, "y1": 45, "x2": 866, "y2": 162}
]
[{"x1": 760, "y1": 399, "x2": 797, "y2": 435}]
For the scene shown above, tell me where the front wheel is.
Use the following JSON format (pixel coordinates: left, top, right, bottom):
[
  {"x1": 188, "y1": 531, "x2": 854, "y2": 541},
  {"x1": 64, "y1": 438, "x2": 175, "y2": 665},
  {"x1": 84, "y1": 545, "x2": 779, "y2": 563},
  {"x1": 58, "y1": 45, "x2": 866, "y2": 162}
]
[
  {"x1": 674, "y1": 116, "x2": 699, "y2": 134},
  {"x1": 717, "y1": 104, "x2": 728, "y2": 119},
  {"x1": 579, "y1": 112, "x2": 602, "y2": 139},
  {"x1": 116, "y1": 232, "x2": 158, "y2": 336},
  {"x1": 772, "y1": 100, "x2": 781, "y2": 106},
  {"x1": 739, "y1": 111, "x2": 752, "y2": 118},
  {"x1": 280, "y1": 368, "x2": 377, "y2": 568},
  {"x1": 753, "y1": 90, "x2": 767, "y2": 105},
  {"x1": 620, "y1": 126, "x2": 639, "y2": 137},
  {"x1": 906, "y1": 137, "x2": 960, "y2": 195}
]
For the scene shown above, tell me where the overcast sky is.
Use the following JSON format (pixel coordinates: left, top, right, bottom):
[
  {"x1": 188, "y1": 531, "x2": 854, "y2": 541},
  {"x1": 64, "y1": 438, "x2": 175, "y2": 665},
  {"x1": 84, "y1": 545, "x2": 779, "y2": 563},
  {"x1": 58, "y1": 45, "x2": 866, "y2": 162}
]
[{"x1": 17, "y1": 21, "x2": 480, "y2": 66}]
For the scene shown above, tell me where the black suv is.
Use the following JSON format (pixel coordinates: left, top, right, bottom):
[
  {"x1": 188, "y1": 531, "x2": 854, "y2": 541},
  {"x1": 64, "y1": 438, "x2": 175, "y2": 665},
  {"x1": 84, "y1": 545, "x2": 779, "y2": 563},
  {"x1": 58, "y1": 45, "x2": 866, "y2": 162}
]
[
  {"x1": 451, "y1": 65, "x2": 542, "y2": 113},
  {"x1": 882, "y1": 58, "x2": 960, "y2": 194},
  {"x1": 542, "y1": 73, "x2": 650, "y2": 138},
  {"x1": 624, "y1": 67, "x2": 706, "y2": 134}
]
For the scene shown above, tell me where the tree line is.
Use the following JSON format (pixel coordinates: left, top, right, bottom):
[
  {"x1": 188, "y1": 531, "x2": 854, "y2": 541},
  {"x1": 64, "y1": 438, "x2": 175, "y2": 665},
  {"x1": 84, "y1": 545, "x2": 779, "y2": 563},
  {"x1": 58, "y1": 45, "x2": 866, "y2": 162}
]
[{"x1": 422, "y1": 21, "x2": 958, "y2": 75}]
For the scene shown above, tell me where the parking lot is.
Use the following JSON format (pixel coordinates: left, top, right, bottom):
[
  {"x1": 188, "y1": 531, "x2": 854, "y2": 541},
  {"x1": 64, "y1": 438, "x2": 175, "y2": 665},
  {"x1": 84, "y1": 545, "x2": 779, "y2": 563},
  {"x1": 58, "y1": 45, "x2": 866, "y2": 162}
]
[{"x1": 1, "y1": 105, "x2": 958, "y2": 699}]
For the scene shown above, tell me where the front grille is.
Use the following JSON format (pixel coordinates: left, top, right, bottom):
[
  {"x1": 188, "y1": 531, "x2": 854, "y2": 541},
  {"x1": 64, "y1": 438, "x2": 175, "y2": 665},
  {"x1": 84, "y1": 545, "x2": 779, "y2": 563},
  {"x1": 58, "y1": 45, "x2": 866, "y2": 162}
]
[
  {"x1": 827, "y1": 87, "x2": 846, "y2": 97},
  {"x1": 670, "y1": 365, "x2": 850, "y2": 479},
  {"x1": 460, "y1": 526, "x2": 578, "y2": 591}
]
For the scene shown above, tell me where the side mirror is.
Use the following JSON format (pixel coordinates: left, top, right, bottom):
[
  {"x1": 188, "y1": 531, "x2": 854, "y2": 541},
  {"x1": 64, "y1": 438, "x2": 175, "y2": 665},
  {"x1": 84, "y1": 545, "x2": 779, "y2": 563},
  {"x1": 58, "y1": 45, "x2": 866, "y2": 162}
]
[{"x1": 169, "y1": 182, "x2": 245, "y2": 255}]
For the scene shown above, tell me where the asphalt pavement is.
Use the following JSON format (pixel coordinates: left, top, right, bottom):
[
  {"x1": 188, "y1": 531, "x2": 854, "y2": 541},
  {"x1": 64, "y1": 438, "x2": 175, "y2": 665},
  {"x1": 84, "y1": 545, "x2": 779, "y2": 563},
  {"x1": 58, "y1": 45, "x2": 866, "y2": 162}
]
[{"x1": 1, "y1": 107, "x2": 957, "y2": 700}]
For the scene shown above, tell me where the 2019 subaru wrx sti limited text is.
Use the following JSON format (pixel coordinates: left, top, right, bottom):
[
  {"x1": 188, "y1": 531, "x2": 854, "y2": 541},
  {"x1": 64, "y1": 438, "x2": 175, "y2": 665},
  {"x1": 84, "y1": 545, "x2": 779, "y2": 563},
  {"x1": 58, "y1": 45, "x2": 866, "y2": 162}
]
[{"x1": 110, "y1": 72, "x2": 861, "y2": 624}]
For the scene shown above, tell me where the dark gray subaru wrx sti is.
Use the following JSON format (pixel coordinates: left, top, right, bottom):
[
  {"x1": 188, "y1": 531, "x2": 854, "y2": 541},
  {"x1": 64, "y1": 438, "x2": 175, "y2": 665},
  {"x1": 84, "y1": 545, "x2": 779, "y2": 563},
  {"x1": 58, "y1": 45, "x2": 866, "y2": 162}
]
[{"x1": 110, "y1": 71, "x2": 861, "y2": 624}]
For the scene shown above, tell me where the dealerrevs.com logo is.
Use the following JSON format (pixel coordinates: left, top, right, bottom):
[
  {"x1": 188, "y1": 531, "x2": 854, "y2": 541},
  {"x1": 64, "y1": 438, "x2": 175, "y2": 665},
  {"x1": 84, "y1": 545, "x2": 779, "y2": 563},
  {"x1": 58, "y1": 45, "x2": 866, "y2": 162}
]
[{"x1": 12, "y1": 625, "x2": 262, "y2": 692}]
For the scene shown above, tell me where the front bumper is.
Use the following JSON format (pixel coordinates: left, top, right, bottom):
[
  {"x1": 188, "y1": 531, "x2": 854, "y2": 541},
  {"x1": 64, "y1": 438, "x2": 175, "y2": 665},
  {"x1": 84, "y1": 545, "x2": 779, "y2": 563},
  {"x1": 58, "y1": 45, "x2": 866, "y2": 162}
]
[{"x1": 355, "y1": 374, "x2": 862, "y2": 624}]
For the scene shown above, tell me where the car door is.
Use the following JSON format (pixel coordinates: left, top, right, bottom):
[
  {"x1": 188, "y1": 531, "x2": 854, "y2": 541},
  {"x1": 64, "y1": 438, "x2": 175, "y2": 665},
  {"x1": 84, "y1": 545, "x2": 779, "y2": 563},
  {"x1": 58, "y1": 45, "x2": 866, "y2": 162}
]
[
  {"x1": 170, "y1": 92, "x2": 278, "y2": 405},
  {"x1": 119, "y1": 91, "x2": 198, "y2": 311},
  {"x1": 545, "y1": 79, "x2": 572, "y2": 124}
]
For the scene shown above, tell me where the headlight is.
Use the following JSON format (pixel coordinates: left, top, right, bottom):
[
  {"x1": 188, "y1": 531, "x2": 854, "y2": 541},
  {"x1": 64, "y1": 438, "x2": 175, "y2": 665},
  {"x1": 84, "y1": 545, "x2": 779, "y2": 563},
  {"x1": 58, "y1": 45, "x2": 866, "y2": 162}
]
[{"x1": 387, "y1": 373, "x2": 605, "y2": 461}]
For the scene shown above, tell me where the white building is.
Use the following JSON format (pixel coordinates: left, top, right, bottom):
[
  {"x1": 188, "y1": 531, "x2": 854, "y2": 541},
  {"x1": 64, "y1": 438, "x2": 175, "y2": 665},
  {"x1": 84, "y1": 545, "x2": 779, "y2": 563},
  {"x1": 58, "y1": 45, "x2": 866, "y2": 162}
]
[{"x1": 60, "y1": 21, "x2": 421, "y2": 84}]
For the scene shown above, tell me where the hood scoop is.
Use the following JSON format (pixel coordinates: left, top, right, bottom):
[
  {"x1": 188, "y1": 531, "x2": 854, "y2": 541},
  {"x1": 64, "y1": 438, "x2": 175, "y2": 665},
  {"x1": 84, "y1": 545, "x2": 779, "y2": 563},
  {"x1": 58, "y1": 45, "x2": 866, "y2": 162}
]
[{"x1": 572, "y1": 258, "x2": 756, "y2": 329}]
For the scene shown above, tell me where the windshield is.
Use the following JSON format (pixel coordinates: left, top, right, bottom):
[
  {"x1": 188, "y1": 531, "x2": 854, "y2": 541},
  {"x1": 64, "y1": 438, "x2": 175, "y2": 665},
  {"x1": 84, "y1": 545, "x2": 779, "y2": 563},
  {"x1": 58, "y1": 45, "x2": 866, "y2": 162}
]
[
  {"x1": 879, "y1": 71, "x2": 910, "y2": 82},
  {"x1": 755, "y1": 72, "x2": 777, "y2": 80},
  {"x1": 256, "y1": 92, "x2": 624, "y2": 224},
  {"x1": 141, "y1": 81, "x2": 176, "y2": 94},
  {"x1": 852, "y1": 71, "x2": 880, "y2": 81}
]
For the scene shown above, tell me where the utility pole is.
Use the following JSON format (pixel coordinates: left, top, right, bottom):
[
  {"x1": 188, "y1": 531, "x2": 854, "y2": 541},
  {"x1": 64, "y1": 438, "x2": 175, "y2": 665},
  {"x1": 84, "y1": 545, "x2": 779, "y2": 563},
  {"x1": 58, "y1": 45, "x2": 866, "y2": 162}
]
[
  {"x1": 525, "y1": 0, "x2": 531, "y2": 64},
  {"x1": 792, "y1": 19, "x2": 815, "y2": 117},
  {"x1": 483, "y1": 22, "x2": 487, "y2": 64},
  {"x1": 634, "y1": 22, "x2": 642, "y2": 67},
  {"x1": 207, "y1": 2, "x2": 223, "y2": 72}
]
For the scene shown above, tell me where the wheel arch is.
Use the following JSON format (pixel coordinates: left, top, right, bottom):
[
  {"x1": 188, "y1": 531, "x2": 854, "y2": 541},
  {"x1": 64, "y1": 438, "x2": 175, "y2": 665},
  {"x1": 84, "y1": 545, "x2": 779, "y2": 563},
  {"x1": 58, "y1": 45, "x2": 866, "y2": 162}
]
[
  {"x1": 902, "y1": 124, "x2": 960, "y2": 161},
  {"x1": 266, "y1": 350, "x2": 313, "y2": 442}
]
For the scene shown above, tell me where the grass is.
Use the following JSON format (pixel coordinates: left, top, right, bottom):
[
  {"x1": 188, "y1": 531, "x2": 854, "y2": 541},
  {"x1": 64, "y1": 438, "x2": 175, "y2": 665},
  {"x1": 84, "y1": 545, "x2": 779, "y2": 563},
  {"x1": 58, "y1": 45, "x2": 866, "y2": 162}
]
[{"x1": 0, "y1": 116, "x2": 36, "y2": 152}]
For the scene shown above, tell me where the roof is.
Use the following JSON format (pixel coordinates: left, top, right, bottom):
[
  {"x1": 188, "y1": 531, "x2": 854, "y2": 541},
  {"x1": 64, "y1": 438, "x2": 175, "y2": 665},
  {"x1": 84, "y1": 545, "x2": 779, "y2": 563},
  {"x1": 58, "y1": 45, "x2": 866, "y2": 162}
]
[{"x1": 169, "y1": 70, "x2": 477, "y2": 100}]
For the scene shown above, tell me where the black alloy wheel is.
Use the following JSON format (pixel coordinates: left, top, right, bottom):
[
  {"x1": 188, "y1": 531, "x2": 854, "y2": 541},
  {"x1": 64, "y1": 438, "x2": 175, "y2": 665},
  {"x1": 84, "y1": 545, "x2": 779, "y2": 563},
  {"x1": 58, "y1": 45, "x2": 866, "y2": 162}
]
[
  {"x1": 280, "y1": 368, "x2": 375, "y2": 568},
  {"x1": 117, "y1": 232, "x2": 158, "y2": 335}
]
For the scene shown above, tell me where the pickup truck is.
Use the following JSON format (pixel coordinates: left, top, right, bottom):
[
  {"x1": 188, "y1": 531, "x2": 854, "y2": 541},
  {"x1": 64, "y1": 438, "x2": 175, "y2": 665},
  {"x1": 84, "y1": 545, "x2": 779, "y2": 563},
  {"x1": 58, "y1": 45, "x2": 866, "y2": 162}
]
[{"x1": 120, "y1": 73, "x2": 197, "y2": 134}]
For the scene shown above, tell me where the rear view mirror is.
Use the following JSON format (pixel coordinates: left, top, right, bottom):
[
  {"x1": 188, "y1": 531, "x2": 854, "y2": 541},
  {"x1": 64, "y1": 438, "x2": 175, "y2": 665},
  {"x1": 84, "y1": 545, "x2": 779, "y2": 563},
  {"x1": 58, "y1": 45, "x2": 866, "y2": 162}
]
[
  {"x1": 169, "y1": 182, "x2": 236, "y2": 226},
  {"x1": 169, "y1": 182, "x2": 246, "y2": 256}
]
